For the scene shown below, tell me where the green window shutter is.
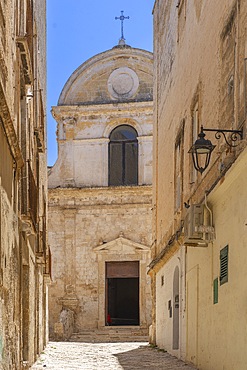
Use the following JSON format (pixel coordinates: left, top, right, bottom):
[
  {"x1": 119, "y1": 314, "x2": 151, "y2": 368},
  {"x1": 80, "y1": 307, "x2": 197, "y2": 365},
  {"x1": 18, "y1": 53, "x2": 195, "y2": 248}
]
[
  {"x1": 213, "y1": 278, "x2": 218, "y2": 304},
  {"x1": 220, "y1": 245, "x2": 229, "y2": 285}
]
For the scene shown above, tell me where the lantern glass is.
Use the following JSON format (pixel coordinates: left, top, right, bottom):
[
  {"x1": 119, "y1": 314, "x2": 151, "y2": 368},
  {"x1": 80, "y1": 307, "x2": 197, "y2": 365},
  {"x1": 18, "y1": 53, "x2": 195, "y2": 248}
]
[{"x1": 189, "y1": 129, "x2": 215, "y2": 174}]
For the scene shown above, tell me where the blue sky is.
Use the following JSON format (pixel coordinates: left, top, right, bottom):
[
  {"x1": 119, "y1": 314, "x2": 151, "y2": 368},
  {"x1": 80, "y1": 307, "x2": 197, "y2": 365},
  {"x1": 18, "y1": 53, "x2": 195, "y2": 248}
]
[{"x1": 47, "y1": 1, "x2": 154, "y2": 165}]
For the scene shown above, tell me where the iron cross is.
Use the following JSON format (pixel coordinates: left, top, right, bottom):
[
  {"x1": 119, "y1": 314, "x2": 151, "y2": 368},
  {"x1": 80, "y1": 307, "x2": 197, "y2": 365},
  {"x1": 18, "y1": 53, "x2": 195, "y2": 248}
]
[{"x1": 115, "y1": 10, "x2": 130, "y2": 40}]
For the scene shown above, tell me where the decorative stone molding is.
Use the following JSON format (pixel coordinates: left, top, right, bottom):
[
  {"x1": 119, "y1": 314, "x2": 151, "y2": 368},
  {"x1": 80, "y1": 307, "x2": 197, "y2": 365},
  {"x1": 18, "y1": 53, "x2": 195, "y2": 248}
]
[
  {"x1": 107, "y1": 67, "x2": 139, "y2": 99},
  {"x1": 93, "y1": 236, "x2": 151, "y2": 329},
  {"x1": 16, "y1": 36, "x2": 33, "y2": 84},
  {"x1": 0, "y1": 48, "x2": 7, "y2": 87},
  {"x1": 52, "y1": 101, "x2": 153, "y2": 120},
  {"x1": 0, "y1": 87, "x2": 23, "y2": 168},
  {"x1": 103, "y1": 117, "x2": 143, "y2": 138},
  {"x1": 94, "y1": 236, "x2": 150, "y2": 254}
]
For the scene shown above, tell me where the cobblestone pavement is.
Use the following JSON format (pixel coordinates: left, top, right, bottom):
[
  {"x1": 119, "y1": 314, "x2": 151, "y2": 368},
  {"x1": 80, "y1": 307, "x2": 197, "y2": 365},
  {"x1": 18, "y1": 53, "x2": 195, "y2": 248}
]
[{"x1": 31, "y1": 341, "x2": 196, "y2": 370}]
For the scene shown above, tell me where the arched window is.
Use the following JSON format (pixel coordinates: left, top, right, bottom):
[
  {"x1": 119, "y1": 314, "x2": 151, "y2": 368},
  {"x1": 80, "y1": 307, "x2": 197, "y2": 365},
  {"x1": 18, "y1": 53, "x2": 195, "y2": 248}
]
[{"x1": 109, "y1": 125, "x2": 138, "y2": 186}]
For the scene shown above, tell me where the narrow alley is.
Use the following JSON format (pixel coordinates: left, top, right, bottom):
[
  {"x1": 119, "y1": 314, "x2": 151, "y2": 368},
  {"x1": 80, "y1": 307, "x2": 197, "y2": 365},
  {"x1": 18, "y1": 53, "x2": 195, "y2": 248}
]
[{"x1": 31, "y1": 342, "x2": 196, "y2": 370}]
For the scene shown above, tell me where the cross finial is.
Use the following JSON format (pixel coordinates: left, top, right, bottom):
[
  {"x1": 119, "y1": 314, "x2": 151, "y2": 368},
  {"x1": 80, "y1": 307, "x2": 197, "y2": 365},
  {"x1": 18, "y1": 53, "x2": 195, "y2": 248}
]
[{"x1": 115, "y1": 10, "x2": 130, "y2": 42}]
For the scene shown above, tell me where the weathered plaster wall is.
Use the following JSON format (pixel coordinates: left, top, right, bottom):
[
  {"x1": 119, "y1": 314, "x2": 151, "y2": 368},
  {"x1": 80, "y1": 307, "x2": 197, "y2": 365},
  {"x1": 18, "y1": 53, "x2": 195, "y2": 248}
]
[
  {"x1": 153, "y1": 0, "x2": 247, "y2": 254},
  {"x1": 186, "y1": 148, "x2": 247, "y2": 370},
  {"x1": 151, "y1": 0, "x2": 247, "y2": 368},
  {"x1": 155, "y1": 248, "x2": 186, "y2": 359}
]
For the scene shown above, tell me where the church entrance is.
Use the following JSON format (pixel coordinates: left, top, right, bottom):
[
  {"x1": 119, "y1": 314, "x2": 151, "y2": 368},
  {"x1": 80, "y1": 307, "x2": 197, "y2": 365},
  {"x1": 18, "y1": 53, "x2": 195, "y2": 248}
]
[{"x1": 106, "y1": 261, "x2": 139, "y2": 326}]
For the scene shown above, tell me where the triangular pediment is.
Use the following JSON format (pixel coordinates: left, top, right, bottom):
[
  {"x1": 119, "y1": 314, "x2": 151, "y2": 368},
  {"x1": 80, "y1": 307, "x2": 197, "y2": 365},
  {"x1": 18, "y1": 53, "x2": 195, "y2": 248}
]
[{"x1": 93, "y1": 236, "x2": 150, "y2": 253}]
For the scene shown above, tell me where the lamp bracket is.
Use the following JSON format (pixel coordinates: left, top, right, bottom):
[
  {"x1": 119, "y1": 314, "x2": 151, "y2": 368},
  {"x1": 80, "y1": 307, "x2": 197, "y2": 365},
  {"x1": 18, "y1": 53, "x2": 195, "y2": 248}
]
[{"x1": 202, "y1": 126, "x2": 243, "y2": 147}]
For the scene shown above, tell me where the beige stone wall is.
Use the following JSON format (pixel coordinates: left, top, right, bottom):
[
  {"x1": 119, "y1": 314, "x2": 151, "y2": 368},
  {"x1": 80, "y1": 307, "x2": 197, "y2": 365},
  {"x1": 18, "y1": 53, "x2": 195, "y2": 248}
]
[
  {"x1": 153, "y1": 0, "x2": 247, "y2": 254},
  {"x1": 48, "y1": 186, "x2": 152, "y2": 337},
  {"x1": 0, "y1": 1, "x2": 49, "y2": 369},
  {"x1": 151, "y1": 0, "x2": 247, "y2": 368}
]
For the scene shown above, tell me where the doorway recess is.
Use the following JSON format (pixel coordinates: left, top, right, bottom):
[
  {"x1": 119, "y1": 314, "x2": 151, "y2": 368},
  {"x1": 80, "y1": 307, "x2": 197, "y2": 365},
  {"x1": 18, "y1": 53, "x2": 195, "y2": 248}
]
[{"x1": 106, "y1": 261, "x2": 139, "y2": 326}]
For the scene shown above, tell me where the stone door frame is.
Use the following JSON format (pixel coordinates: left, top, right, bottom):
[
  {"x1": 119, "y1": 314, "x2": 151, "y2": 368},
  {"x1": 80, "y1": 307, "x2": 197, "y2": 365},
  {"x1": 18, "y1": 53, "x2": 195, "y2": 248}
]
[{"x1": 94, "y1": 236, "x2": 151, "y2": 329}]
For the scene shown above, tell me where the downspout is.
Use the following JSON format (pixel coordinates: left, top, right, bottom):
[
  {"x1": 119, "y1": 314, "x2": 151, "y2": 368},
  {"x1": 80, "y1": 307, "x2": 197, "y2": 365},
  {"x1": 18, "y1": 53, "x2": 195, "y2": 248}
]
[
  {"x1": 204, "y1": 192, "x2": 215, "y2": 289},
  {"x1": 204, "y1": 192, "x2": 213, "y2": 227},
  {"x1": 154, "y1": 0, "x2": 160, "y2": 259},
  {"x1": 176, "y1": 235, "x2": 187, "y2": 358}
]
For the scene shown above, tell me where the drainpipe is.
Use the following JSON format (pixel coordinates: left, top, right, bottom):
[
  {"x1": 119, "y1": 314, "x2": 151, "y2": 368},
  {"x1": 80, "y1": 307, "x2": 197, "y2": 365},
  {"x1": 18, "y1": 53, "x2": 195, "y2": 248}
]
[
  {"x1": 176, "y1": 236, "x2": 187, "y2": 358},
  {"x1": 204, "y1": 192, "x2": 213, "y2": 227},
  {"x1": 204, "y1": 192, "x2": 215, "y2": 288}
]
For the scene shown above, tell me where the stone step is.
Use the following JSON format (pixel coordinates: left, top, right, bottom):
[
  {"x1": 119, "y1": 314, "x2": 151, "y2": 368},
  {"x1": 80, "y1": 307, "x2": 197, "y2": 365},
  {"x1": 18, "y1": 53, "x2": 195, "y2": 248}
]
[{"x1": 69, "y1": 327, "x2": 149, "y2": 343}]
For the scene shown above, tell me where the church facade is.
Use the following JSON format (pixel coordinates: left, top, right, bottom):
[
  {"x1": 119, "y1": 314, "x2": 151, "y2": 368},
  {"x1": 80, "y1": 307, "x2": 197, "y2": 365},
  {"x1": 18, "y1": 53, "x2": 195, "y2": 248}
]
[{"x1": 48, "y1": 43, "x2": 153, "y2": 339}]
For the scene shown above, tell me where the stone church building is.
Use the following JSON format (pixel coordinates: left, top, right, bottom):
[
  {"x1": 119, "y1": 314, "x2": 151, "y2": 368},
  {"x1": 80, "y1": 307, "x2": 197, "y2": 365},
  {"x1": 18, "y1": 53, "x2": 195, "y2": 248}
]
[{"x1": 48, "y1": 41, "x2": 153, "y2": 340}]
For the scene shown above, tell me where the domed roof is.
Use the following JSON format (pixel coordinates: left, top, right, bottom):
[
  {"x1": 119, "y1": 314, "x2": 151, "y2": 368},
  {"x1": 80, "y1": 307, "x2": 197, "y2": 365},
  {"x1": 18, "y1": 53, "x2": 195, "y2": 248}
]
[{"x1": 58, "y1": 46, "x2": 153, "y2": 106}]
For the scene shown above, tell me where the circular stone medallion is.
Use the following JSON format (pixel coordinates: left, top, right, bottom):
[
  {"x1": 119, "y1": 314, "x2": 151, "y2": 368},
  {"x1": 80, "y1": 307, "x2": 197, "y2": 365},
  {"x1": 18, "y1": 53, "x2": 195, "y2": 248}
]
[{"x1": 107, "y1": 67, "x2": 139, "y2": 99}]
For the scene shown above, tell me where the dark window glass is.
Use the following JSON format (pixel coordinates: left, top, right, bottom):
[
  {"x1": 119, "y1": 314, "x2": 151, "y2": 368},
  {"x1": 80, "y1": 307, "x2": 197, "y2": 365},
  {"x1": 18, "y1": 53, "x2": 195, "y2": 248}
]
[
  {"x1": 109, "y1": 143, "x2": 122, "y2": 185},
  {"x1": 109, "y1": 125, "x2": 138, "y2": 186}
]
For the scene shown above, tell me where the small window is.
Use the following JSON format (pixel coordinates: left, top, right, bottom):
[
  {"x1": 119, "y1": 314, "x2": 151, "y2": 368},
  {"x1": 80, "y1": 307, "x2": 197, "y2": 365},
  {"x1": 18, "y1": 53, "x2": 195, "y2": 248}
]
[
  {"x1": 213, "y1": 278, "x2": 218, "y2": 304},
  {"x1": 168, "y1": 300, "x2": 172, "y2": 318},
  {"x1": 220, "y1": 245, "x2": 229, "y2": 285},
  {"x1": 161, "y1": 275, "x2": 164, "y2": 286},
  {"x1": 109, "y1": 125, "x2": 138, "y2": 186}
]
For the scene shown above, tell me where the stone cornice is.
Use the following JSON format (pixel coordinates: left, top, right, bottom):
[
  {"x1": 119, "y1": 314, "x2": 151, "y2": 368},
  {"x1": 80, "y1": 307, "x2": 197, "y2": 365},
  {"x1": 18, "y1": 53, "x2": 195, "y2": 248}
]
[
  {"x1": 48, "y1": 185, "x2": 152, "y2": 207},
  {"x1": 48, "y1": 184, "x2": 152, "y2": 194},
  {"x1": 148, "y1": 232, "x2": 183, "y2": 274},
  {"x1": 0, "y1": 83, "x2": 23, "y2": 168},
  {"x1": 52, "y1": 101, "x2": 153, "y2": 121},
  {"x1": 57, "y1": 136, "x2": 152, "y2": 144},
  {"x1": 58, "y1": 137, "x2": 110, "y2": 144},
  {"x1": 137, "y1": 135, "x2": 153, "y2": 142}
]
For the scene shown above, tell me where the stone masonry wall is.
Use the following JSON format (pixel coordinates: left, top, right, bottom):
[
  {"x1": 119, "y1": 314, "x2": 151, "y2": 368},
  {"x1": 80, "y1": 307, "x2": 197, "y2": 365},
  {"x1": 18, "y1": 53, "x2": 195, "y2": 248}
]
[{"x1": 48, "y1": 186, "x2": 152, "y2": 338}]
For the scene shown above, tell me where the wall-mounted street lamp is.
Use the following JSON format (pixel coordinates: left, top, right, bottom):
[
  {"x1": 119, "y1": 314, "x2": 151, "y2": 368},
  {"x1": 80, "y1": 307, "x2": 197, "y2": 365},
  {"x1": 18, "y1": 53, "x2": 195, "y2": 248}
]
[{"x1": 189, "y1": 125, "x2": 243, "y2": 174}]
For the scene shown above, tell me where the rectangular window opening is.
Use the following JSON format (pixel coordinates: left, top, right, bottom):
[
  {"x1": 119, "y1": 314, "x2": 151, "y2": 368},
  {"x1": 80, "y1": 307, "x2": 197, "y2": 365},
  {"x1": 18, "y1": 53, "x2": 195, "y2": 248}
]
[{"x1": 161, "y1": 275, "x2": 164, "y2": 286}]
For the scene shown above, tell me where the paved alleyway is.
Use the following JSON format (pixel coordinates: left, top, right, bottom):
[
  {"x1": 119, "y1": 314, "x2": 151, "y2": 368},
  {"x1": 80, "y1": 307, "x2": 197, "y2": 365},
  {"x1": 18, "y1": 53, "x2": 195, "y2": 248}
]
[{"x1": 31, "y1": 342, "x2": 196, "y2": 370}]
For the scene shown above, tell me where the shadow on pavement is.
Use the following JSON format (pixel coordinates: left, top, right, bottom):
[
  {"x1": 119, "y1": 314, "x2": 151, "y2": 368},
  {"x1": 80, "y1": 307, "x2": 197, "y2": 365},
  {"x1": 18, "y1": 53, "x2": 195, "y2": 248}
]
[{"x1": 114, "y1": 345, "x2": 196, "y2": 370}]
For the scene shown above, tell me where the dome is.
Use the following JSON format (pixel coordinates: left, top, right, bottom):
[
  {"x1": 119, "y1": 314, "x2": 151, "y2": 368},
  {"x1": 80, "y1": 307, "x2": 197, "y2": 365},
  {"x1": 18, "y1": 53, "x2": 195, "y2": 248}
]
[{"x1": 58, "y1": 46, "x2": 153, "y2": 106}]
